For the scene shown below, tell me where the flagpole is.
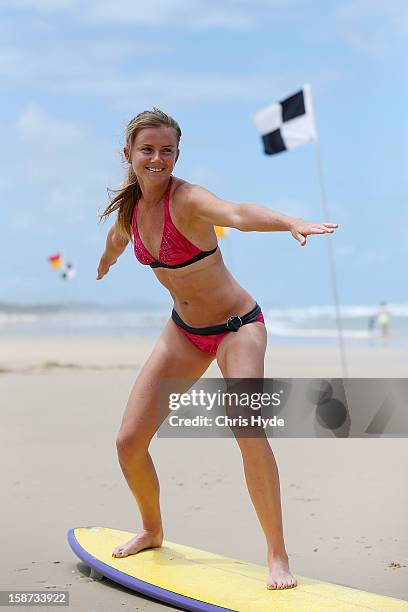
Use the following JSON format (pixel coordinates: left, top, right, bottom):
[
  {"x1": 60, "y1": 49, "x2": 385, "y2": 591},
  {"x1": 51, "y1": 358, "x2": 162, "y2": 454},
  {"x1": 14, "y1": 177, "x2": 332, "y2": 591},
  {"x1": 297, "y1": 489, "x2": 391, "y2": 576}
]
[
  {"x1": 251, "y1": 83, "x2": 348, "y2": 377},
  {"x1": 314, "y1": 139, "x2": 348, "y2": 378}
]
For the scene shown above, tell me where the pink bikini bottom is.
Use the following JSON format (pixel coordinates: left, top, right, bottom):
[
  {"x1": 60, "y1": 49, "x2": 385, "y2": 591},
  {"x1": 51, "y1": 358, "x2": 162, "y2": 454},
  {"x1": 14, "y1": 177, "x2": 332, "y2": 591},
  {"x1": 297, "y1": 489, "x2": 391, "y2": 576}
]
[{"x1": 172, "y1": 304, "x2": 265, "y2": 356}]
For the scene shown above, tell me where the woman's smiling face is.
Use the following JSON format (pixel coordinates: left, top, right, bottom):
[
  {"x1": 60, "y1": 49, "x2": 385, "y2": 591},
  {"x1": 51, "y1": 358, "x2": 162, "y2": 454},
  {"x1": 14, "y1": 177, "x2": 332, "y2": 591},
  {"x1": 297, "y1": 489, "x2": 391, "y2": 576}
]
[{"x1": 126, "y1": 125, "x2": 179, "y2": 181}]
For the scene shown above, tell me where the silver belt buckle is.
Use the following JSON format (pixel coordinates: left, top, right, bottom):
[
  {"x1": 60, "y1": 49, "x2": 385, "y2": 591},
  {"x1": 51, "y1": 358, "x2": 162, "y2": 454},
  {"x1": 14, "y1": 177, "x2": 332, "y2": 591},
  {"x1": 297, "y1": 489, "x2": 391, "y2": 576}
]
[{"x1": 226, "y1": 314, "x2": 243, "y2": 332}]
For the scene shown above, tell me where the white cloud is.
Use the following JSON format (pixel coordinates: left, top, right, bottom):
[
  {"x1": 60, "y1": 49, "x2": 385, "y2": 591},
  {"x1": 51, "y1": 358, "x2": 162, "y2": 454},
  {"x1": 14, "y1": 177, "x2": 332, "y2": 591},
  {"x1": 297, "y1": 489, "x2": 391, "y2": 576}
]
[
  {"x1": 9, "y1": 105, "x2": 114, "y2": 234},
  {"x1": 334, "y1": 0, "x2": 408, "y2": 30},
  {"x1": 0, "y1": 40, "x2": 161, "y2": 83},
  {"x1": 4, "y1": 0, "x2": 73, "y2": 12},
  {"x1": 0, "y1": 1, "x2": 343, "y2": 110},
  {"x1": 17, "y1": 105, "x2": 84, "y2": 147},
  {"x1": 2, "y1": 0, "x2": 301, "y2": 29},
  {"x1": 56, "y1": 72, "x2": 293, "y2": 108},
  {"x1": 1, "y1": 33, "x2": 323, "y2": 109},
  {"x1": 0, "y1": 36, "x2": 303, "y2": 109},
  {"x1": 16, "y1": 105, "x2": 87, "y2": 184},
  {"x1": 333, "y1": 0, "x2": 408, "y2": 55},
  {"x1": 87, "y1": 0, "x2": 298, "y2": 29}
]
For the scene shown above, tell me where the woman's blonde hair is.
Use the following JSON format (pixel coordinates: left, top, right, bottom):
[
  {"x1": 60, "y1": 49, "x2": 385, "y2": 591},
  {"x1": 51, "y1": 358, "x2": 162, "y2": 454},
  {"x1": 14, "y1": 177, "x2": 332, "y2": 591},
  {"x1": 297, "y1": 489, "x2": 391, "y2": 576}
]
[{"x1": 99, "y1": 108, "x2": 182, "y2": 240}]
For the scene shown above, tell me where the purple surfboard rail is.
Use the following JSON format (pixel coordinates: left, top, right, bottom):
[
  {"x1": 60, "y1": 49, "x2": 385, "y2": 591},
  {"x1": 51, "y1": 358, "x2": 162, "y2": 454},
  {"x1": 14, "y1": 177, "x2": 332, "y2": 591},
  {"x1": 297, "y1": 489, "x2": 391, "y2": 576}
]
[{"x1": 67, "y1": 528, "x2": 235, "y2": 612}]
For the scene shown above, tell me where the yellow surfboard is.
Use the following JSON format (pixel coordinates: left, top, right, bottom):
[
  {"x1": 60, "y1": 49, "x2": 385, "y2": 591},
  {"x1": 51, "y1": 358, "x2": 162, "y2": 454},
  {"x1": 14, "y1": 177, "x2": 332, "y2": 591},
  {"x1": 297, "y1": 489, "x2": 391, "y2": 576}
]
[{"x1": 68, "y1": 527, "x2": 408, "y2": 611}]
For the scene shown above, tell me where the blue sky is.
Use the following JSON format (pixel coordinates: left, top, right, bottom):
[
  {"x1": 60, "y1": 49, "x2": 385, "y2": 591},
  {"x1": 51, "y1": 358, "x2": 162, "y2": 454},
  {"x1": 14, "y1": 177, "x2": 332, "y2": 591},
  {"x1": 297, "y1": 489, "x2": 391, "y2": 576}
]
[{"x1": 1, "y1": 0, "x2": 407, "y2": 308}]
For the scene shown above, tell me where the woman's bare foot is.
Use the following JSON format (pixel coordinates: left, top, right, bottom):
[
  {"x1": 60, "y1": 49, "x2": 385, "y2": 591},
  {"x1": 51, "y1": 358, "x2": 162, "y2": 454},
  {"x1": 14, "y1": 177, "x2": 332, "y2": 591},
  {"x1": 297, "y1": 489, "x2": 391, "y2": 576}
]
[
  {"x1": 112, "y1": 529, "x2": 163, "y2": 558},
  {"x1": 266, "y1": 552, "x2": 297, "y2": 590}
]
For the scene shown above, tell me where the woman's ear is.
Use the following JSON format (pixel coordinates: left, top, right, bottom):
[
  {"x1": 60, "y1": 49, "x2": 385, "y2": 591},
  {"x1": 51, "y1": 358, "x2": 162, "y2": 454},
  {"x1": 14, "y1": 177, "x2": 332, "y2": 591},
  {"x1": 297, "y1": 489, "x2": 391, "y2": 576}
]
[
  {"x1": 123, "y1": 147, "x2": 130, "y2": 162},
  {"x1": 175, "y1": 149, "x2": 180, "y2": 163}
]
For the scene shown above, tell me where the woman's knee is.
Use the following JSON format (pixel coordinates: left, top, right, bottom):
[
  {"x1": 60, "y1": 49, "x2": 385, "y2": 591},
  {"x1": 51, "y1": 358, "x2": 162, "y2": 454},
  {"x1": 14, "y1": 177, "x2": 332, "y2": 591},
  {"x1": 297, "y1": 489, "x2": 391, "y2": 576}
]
[{"x1": 116, "y1": 428, "x2": 151, "y2": 459}]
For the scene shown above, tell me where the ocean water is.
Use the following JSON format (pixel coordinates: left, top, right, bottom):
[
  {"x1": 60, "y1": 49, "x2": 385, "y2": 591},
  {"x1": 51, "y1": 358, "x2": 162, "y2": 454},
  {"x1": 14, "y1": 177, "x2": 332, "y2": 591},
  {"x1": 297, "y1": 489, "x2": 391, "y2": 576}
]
[{"x1": 1, "y1": 302, "x2": 407, "y2": 346}]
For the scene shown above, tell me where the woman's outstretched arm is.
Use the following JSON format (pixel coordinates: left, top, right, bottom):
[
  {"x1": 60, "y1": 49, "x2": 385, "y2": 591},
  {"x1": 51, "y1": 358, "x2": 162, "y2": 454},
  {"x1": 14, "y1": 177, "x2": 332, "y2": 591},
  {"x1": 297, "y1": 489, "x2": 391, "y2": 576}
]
[
  {"x1": 185, "y1": 184, "x2": 338, "y2": 246},
  {"x1": 96, "y1": 219, "x2": 129, "y2": 280}
]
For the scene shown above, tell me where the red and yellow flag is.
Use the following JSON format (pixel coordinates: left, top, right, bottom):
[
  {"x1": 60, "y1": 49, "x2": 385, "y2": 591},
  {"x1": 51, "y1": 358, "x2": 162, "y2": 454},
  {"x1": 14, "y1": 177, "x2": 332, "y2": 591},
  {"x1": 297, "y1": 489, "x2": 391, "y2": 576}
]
[
  {"x1": 47, "y1": 253, "x2": 63, "y2": 269},
  {"x1": 214, "y1": 226, "x2": 229, "y2": 238}
]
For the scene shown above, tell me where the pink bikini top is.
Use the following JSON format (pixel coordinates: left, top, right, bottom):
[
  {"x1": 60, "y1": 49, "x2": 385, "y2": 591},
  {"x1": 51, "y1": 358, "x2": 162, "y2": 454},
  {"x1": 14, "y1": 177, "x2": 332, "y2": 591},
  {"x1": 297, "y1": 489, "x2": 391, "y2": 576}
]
[{"x1": 132, "y1": 177, "x2": 218, "y2": 269}]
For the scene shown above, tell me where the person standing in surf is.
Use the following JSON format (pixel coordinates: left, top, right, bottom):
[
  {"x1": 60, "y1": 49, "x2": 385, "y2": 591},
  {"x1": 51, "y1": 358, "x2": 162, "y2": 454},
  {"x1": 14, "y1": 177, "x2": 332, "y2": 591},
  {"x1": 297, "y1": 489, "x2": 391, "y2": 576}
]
[{"x1": 97, "y1": 108, "x2": 338, "y2": 590}]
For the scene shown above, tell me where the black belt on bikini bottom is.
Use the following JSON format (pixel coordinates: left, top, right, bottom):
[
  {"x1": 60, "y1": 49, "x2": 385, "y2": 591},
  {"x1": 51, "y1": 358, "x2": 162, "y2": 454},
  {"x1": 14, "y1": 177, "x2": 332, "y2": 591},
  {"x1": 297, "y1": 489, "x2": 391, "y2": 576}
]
[{"x1": 171, "y1": 303, "x2": 262, "y2": 335}]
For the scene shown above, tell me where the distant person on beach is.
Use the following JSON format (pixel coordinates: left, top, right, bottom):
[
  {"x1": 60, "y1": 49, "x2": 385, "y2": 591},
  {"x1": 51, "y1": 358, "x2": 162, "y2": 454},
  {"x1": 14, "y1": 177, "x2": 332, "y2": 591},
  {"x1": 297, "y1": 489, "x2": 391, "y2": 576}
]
[
  {"x1": 377, "y1": 301, "x2": 390, "y2": 344},
  {"x1": 96, "y1": 108, "x2": 338, "y2": 590}
]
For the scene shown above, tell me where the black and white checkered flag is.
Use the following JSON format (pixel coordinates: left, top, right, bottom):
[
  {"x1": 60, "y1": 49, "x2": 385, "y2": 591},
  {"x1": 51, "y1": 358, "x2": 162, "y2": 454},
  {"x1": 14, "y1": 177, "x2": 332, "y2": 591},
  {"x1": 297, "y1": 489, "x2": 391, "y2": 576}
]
[{"x1": 251, "y1": 84, "x2": 317, "y2": 155}]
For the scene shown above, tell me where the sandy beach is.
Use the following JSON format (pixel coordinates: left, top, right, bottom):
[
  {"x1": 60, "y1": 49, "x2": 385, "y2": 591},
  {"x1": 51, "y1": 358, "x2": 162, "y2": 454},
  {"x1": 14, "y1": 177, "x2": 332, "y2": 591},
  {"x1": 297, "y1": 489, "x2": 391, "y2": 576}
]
[{"x1": 1, "y1": 335, "x2": 407, "y2": 611}]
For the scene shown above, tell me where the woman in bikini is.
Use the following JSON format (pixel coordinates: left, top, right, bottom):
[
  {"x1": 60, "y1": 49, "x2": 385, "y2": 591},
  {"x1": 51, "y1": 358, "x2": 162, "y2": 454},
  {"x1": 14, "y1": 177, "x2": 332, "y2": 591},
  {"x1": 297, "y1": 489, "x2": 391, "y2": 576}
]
[{"x1": 96, "y1": 108, "x2": 338, "y2": 590}]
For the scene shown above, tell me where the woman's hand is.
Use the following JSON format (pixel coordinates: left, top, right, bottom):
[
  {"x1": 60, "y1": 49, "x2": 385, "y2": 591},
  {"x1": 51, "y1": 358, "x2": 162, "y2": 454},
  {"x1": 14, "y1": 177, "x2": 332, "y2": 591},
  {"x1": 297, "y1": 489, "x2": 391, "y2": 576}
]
[
  {"x1": 290, "y1": 218, "x2": 338, "y2": 246},
  {"x1": 96, "y1": 222, "x2": 129, "y2": 279},
  {"x1": 96, "y1": 255, "x2": 117, "y2": 280}
]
